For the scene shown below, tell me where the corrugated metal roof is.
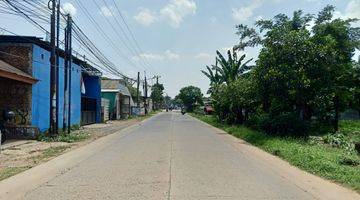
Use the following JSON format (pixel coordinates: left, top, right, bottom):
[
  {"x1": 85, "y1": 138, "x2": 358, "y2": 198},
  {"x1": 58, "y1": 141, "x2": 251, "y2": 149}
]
[
  {"x1": 101, "y1": 79, "x2": 119, "y2": 90},
  {"x1": 118, "y1": 83, "x2": 135, "y2": 106},
  {"x1": 0, "y1": 59, "x2": 37, "y2": 84},
  {"x1": 118, "y1": 83, "x2": 131, "y2": 96}
]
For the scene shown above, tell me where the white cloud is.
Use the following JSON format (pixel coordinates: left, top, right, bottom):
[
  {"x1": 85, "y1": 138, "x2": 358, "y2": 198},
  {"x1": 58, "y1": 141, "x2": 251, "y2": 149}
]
[
  {"x1": 62, "y1": 2, "x2": 77, "y2": 16},
  {"x1": 100, "y1": 6, "x2": 115, "y2": 17},
  {"x1": 164, "y1": 50, "x2": 180, "y2": 60},
  {"x1": 232, "y1": 0, "x2": 263, "y2": 22},
  {"x1": 335, "y1": 0, "x2": 360, "y2": 19},
  {"x1": 135, "y1": 53, "x2": 164, "y2": 61},
  {"x1": 160, "y1": 0, "x2": 197, "y2": 28},
  {"x1": 220, "y1": 46, "x2": 234, "y2": 52},
  {"x1": 133, "y1": 50, "x2": 180, "y2": 61},
  {"x1": 134, "y1": 8, "x2": 157, "y2": 26},
  {"x1": 333, "y1": 0, "x2": 360, "y2": 27},
  {"x1": 210, "y1": 17, "x2": 217, "y2": 23},
  {"x1": 194, "y1": 53, "x2": 212, "y2": 60},
  {"x1": 306, "y1": 19, "x2": 315, "y2": 32},
  {"x1": 345, "y1": 0, "x2": 360, "y2": 19}
]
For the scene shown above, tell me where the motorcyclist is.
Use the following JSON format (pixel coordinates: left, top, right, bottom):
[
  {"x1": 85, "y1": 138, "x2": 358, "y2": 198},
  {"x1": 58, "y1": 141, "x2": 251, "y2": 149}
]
[{"x1": 181, "y1": 107, "x2": 186, "y2": 115}]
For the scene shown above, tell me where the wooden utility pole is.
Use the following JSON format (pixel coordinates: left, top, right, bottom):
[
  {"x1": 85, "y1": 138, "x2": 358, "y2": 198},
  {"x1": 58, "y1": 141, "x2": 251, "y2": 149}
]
[
  {"x1": 136, "y1": 72, "x2": 140, "y2": 108},
  {"x1": 49, "y1": 0, "x2": 56, "y2": 135}
]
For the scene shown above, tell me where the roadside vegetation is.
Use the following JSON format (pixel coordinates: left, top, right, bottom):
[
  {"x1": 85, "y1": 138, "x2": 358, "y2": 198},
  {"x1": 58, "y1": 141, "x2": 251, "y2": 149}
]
[
  {"x1": 31, "y1": 146, "x2": 71, "y2": 164},
  {"x1": 201, "y1": 5, "x2": 359, "y2": 136},
  {"x1": 38, "y1": 131, "x2": 90, "y2": 143},
  {"x1": 191, "y1": 113, "x2": 360, "y2": 191},
  {"x1": 175, "y1": 86, "x2": 204, "y2": 111},
  {"x1": 0, "y1": 167, "x2": 30, "y2": 181},
  {"x1": 0, "y1": 145, "x2": 71, "y2": 181},
  {"x1": 181, "y1": 5, "x2": 360, "y2": 192}
]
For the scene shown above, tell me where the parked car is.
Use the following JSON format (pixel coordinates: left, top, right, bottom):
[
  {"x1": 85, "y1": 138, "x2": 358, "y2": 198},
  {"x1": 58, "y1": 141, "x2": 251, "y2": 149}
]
[{"x1": 204, "y1": 104, "x2": 213, "y2": 115}]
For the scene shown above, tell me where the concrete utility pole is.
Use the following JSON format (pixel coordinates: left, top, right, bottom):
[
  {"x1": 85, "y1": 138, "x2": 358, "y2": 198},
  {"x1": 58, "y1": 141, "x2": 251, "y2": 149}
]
[
  {"x1": 49, "y1": 0, "x2": 57, "y2": 135},
  {"x1": 136, "y1": 72, "x2": 140, "y2": 108},
  {"x1": 67, "y1": 15, "x2": 73, "y2": 134},
  {"x1": 63, "y1": 14, "x2": 71, "y2": 132},
  {"x1": 55, "y1": 0, "x2": 60, "y2": 134},
  {"x1": 144, "y1": 73, "x2": 148, "y2": 115},
  {"x1": 155, "y1": 75, "x2": 161, "y2": 85}
]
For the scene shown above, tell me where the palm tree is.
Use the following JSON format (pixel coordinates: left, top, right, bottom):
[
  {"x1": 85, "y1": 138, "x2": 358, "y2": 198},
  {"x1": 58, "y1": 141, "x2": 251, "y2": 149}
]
[{"x1": 211, "y1": 50, "x2": 253, "y2": 85}]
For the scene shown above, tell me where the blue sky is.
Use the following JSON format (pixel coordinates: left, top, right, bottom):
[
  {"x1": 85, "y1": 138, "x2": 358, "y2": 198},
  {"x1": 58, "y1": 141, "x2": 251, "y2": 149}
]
[{"x1": 0, "y1": 0, "x2": 359, "y2": 97}]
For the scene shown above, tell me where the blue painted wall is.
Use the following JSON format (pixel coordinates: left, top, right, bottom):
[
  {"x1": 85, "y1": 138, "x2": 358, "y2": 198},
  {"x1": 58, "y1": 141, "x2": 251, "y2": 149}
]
[
  {"x1": 82, "y1": 75, "x2": 101, "y2": 123},
  {"x1": 70, "y1": 63, "x2": 81, "y2": 126},
  {"x1": 31, "y1": 44, "x2": 81, "y2": 132},
  {"x1": 31, "y1": 45, "x2": 50, "y2": 132}
]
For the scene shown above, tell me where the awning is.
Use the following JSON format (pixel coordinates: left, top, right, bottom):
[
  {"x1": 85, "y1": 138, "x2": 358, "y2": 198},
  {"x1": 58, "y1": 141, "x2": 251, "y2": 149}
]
[
  {"x1": 0, "y1": 60, "x2": 37, "y2": 84},
  {"x1": 118, "y1": 84, "x2": 131, "y2": 96},
  {"x1": 118, "y1": 84, "x2": 135, "y2": 106}
]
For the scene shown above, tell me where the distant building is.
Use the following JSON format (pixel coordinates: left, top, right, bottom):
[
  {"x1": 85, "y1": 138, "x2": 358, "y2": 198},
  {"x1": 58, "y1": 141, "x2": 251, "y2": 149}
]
[
  {"x1": 0, "y1": 35, "x2": 102, "y2": 135},
  {"x1": 101, "y1": 79, "x2": 135, "y2": 120}
]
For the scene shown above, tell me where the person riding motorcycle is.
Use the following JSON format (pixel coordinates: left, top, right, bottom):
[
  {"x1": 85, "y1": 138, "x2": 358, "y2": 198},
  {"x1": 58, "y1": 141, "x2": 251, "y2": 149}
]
[{"x1": 181, "y1": 107, "x2": 186, "y2": 115}]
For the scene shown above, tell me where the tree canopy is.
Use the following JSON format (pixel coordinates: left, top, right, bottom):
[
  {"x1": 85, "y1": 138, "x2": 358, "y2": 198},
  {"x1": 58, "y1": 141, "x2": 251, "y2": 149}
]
[
  {"x1": 202, "y1": 5, "x2": 360, "y2": 136},
  {"x1": 150, "y1": 83, "x2": 165, "y2": 110},
  {"x1": 175, "y1": 86, "x2": 203, "y2": 111}
]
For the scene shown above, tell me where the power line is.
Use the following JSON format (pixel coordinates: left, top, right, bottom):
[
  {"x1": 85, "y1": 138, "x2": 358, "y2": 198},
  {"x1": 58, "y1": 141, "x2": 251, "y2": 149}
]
[
  {"x1": 73, "y1": 0, "x2": 143, "y2": 72},
  {"x1": 0, "y1": 0, "x2": 155, "y2": 82},
  {"x1": 99, "y1": 0, "x2": 150, "y2": 73},
  {"x1": 110, "y1": 0, "x2": 158, "y2": 75}
]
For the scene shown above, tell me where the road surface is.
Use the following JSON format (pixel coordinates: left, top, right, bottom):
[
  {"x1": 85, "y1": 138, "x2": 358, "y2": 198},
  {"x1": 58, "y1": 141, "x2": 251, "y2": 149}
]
[{"x1": 0, "y1": 112, "x2": 358, "y2": 200}]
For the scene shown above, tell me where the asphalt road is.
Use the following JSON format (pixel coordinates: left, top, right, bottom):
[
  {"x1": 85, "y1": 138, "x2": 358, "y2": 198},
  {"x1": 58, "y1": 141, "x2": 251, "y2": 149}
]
[{"x1": 1, "y1": 112, "x2": 359, "y2": 200}]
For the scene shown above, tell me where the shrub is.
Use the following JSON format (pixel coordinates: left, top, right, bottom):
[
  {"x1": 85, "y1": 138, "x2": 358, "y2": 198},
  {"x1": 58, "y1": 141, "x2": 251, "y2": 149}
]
[
  {"x1": 39, "y1": 132, "x2": 89, "y2": 143},
  {"x1": 323, "y1": 132, "x2": 355, "y2": 154},
  {"x1": 339, "y1": 156, "x2": 360, "y2": 166},
  {"x1": 259, "y1": 112, "x2": 309, "y2": 137}
]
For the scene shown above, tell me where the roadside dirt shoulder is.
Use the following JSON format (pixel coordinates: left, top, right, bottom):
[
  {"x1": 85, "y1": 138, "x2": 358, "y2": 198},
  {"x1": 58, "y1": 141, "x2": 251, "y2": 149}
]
[{"x1": 0, "y1": 117, "x2": 145, "y2": 181}]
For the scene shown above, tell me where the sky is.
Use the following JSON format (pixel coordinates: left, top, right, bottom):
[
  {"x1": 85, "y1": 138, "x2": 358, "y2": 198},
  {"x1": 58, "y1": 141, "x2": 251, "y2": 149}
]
[{"x1": 0, "y1": 0, "x2": 359, "y2": 97}]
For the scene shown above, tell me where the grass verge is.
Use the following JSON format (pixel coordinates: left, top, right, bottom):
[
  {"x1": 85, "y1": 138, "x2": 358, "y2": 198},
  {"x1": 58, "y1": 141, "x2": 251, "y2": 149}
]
[
  {"x1": 30, "y1": 145, "x2": 71, "y2": 165},
  {"x1": 0, "y1": 167, "x2": 30, "y2": 181},
  {"x1": 190, "y1": 113, "x2": 360, "y2": 192},
  {"x1": 39, "y1": 131, "x2": 90, "y2": 143},
  {"x1": 0, "y1": 146, "x2": 71, "y2": 181}
]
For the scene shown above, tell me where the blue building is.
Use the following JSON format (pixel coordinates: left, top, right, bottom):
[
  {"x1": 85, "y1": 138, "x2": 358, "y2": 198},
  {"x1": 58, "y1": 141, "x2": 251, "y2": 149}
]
[{"x1": 0, "y1": 35, "x2": 102, "y2": 133}]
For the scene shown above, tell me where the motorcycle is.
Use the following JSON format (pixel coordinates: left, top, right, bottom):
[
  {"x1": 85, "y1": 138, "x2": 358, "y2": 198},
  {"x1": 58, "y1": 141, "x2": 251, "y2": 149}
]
[
  {"x1": 181, "y1": 108, "x2": 186, "y2": 115},
  {"x1": 0, "y1": 129, "x2": 5, "y2": 144},
  {"x1": 0, "y1": 110, "x2": 15, "y2": 144}
]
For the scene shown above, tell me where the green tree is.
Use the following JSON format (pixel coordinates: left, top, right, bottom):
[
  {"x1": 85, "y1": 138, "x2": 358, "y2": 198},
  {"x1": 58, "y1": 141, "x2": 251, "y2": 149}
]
[
  {"x1": 312, "y1": 5, "x2": 360, "y2": 130},
  {"x1": 233, "y1": 5, "x2": 359, "y2": 135},
  {"x1": 175, "y1": 86, "x2": 203, "y2": 111},
  {"x1": 206, "y1": 50, "x2": 253, "y2": 85},
  {"x1": 352, "y1": 58, "x2": 360, "y2": 117},
  {"x1": 202, "y1": 50, "x2": 254, "y2": 124},
  {"x1": 150, "y1": 83, "x2": 164, "y2": 110}
]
